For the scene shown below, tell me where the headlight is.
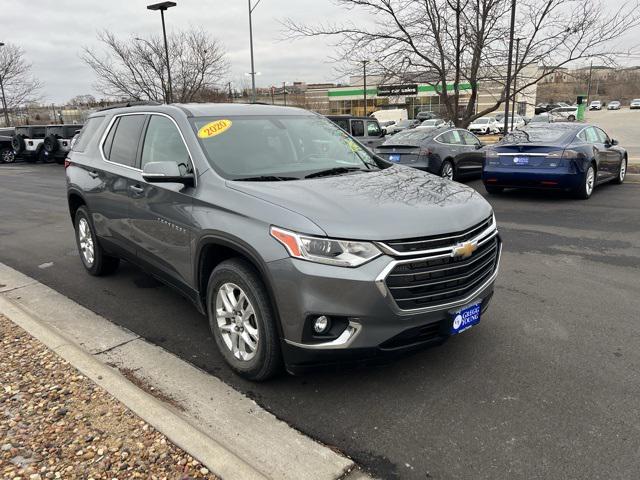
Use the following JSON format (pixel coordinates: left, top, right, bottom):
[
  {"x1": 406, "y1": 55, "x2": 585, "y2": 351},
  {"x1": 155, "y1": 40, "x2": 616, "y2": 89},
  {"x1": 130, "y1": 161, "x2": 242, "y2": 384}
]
[{"x1": 270, "y1": 227, "x2": 381, "y2": 267}]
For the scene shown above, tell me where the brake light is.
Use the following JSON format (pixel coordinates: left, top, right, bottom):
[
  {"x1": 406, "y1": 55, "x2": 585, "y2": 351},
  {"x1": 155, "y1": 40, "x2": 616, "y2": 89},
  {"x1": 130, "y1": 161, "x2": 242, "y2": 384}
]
[{"x1": 64, "y1": 159, "x2": 71, "y2": 169}]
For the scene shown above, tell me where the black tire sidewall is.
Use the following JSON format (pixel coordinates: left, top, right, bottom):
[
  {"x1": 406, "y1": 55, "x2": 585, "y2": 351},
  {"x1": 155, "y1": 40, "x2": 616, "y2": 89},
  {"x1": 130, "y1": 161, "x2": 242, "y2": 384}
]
[
  {"x1": 0, "y1": 147, "x2": 15, "y2": 163},
  {"x1": 440, "y1": 160, "x2": 455, "y2": 180},
  {"x1": 207, "y1": 260, "x2": 281, "y2": 380}
]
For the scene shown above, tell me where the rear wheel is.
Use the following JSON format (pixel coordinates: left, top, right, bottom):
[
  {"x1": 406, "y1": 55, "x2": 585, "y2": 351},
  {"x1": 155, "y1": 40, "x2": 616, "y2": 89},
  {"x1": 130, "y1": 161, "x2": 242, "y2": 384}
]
[
  {"x1": 74, "y1": 206, "x2": 120, "y2": 276},
  {"x1": 440, "y1": 160, "x2": 455, "y2": 180},
  {"x1": 567, "y1": 115, "x2": 576, "y2": 121},
  {"x1": 574, "y1": 164, "x2": 596, "y2": 199},
  {"x1": 485, "y1": 185, "x2": 504, "y2": 194},
  {"x1": 0, "y1": 147, "x2": 15, "y2": 163},
  {"x1": 613, "y1": 157, "x2": 627, "y2": 185},
  {"x1": 207, "y1": 259, "x2": 282, "y2": 381}
]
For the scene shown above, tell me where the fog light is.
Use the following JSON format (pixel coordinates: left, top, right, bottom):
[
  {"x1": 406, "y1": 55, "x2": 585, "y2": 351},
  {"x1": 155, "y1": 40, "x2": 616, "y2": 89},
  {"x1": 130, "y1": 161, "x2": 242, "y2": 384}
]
[{"x1": 313, "y1": 316, "x2": 330, "y2": 334}]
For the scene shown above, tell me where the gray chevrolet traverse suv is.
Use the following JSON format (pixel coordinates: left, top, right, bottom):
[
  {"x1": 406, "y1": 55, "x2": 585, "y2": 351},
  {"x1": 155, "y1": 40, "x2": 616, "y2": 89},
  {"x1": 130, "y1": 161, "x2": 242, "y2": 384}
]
[{"x1": 66, "y1": 103, "x2": 501, "y2": 380}]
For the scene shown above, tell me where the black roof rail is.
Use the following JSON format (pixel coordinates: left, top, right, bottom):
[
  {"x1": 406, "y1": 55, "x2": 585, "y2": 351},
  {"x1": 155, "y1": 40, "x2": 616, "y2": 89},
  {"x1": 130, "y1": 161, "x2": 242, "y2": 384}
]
[{"x1": 97, "y1": 100, "x2": 162, "y2": 112}]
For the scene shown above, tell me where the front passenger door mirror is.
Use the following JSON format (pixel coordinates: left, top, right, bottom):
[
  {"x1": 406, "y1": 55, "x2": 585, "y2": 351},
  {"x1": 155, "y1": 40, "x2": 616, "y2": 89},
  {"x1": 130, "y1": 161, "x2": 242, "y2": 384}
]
[{"x1": 142, "y1": 161, "x2": 194, "y2": 186}]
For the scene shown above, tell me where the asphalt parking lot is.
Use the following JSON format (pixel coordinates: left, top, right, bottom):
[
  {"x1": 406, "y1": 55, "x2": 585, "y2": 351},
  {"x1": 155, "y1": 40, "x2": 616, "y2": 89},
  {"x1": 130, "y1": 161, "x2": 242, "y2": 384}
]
[
  {"x1": 1, "y1": 164, "x2": 639, "y2": 480},
  {"x1": 584, "y1": 108, "x2": 640, "y2": 159}
]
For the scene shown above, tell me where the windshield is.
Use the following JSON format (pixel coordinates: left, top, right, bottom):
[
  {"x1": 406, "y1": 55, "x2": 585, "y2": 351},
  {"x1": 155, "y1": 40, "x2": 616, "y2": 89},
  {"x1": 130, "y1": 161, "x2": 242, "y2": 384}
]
[
  {"x1": 475, "y1": 118, "x2": 490, "y2": 124},
  {"x1": 192, "y1": 115, "x2": 383, "y2": 180}
]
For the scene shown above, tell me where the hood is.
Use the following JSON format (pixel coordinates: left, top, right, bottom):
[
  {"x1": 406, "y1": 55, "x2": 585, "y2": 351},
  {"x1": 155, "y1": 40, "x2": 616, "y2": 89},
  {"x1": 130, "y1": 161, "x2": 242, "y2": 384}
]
[{"x1": 227, "y1": 166, "x2": 492, "y2": 241}]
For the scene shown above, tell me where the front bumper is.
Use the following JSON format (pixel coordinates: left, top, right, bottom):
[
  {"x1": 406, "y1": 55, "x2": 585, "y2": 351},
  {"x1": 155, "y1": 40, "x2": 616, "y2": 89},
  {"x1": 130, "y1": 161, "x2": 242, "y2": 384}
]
[{"x1": 267, "y1": 237, "x2": 502, "y2": 372}]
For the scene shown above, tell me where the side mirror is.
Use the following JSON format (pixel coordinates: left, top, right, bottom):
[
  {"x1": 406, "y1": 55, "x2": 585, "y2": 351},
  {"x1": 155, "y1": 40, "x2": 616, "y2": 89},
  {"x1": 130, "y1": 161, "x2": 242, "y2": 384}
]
[
  {"x1": 142, "y1": 161, "x2": 194, "y2": 186},
  {"x1": 610, "y1": 139, "x2": 619, "y2": 146},
  {"x1": 475, "y1": 143, "x2": 484, "y2": 149}
]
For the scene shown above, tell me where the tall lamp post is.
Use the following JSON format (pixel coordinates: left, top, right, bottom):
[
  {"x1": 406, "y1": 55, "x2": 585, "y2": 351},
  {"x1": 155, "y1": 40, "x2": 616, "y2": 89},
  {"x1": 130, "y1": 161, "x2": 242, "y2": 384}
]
[
  {"x1": 0, "y1": 42, "x2": 9, "y2": 127},
  {"x1": 361, "y1": 60, "x2": 370, "y2": 116},
  {"x1": 147, "y1": 1, "x2": 176, "y2": 104},
  {"x1": 502, "y1": 0, "x2": 516, "y2": 134},
  {"x1": 248, "y1": 0, "x2": 263, "y2": 103},
  {"x1": 510, "y1": 37, "x2": 522, "y2": 130}
]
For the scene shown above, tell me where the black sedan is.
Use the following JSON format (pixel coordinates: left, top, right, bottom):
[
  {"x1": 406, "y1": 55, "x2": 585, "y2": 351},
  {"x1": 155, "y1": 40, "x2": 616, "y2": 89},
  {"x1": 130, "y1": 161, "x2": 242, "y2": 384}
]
[
  {"x1": 482, "y1": 123, "x2": 627, "y2": 199},
  {"x1": 375, "y1": 126, "x2": 485, "y2": 180}
]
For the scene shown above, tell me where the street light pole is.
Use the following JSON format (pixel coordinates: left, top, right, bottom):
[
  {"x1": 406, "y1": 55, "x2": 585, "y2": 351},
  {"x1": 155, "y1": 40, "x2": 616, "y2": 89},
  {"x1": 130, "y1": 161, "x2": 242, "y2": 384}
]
[
  {"x1": 503, "y1": 0, "x2": 516, "y2": 134},
  {"x1": 282, "y1": 81, "x2": 286, "y2": 106},
  {"x1": 0, "y1": 42, "x2": 9, "y2": 127},
  {"x1": 248, "y1": 0, "x2": 263, "y2": 103},
  {"x1": 361, "y1": 60, "x2": 370, "y2": 116},
  {"x1": 510, "y1": 38, "x2": 522, "y2": 130},
  {"x1": 147, "y1": 2, "x2": 176, "y2": 104}
]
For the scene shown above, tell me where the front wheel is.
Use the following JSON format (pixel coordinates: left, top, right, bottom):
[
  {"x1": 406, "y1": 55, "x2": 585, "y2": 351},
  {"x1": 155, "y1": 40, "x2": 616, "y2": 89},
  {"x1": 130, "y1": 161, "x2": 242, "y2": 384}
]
[
  {"x1": 567, "y1": 115, "x2": 576, "y2": 121},
  {"x1": 574, "y1": 164, "x2": 596, "y2": 199},
  {"x1": 207, "y1": 259, "x2": 282, "y2": 381},
  {"x1": 440, "y1": 160, "x2": 455, "y2": 180},
  {"x1": 613, "y1": 158, "x2": 627, "y2": 185},
  {"x1": 0, "y1": 147, "x2": 15, "y2": 163},
  {"x1": 74, "y1": 206, "x2": 120, "y2": 275}
]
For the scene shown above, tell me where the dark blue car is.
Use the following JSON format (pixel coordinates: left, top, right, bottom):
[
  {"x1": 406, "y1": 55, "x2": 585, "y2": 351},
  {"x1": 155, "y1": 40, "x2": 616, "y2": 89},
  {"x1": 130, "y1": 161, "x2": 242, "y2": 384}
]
[{"x1": 482, "y1": 123, "x2": 627, "y2": 199}]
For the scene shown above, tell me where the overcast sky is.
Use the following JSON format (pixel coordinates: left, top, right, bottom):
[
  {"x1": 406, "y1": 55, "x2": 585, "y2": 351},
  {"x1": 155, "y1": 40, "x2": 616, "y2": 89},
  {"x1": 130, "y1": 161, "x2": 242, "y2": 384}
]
[{"x1": 2, "y1": 0, "x2": 638, "y2": 104}]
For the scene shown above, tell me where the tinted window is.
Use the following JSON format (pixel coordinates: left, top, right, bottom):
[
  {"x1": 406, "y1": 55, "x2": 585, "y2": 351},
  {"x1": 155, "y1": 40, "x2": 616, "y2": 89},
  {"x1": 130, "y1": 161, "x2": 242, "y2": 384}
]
[
  {"x1": 594, "y1": 128, "x2": 610, "y2": 144},
  {"x1": 351, "y1": 120, "x2": 365, "y2": 137},
  {"x1": 460, "y1": 130, "x2": 480, "y2": 146},
  {"x1": 141, "y1": 115, "x2": 190, "y2": 172},
  {"x1": 102, "y1": 118, "x2": 119, "y2": 159},
  {"x1": 366, "y1": 121, "x2": 381, "y2": 136},
  {"x1": 502, "y1": 127, "x2": 570, "y2": 144},
  {"x1": 333, "y1": 119, "x2": 349, "y2": 131},
  {"x1": 72, "y1": 117, "x2": 103, "y2": 152},
  {"x1": 439, "y1": 130, "x2": 463, "y2": 144},
  {"x1": 106, "y1": 115, "x2": 146, "y2": 167},
  {"x1": 584, "y1": 127, "x2": 600, "y2": 143}
]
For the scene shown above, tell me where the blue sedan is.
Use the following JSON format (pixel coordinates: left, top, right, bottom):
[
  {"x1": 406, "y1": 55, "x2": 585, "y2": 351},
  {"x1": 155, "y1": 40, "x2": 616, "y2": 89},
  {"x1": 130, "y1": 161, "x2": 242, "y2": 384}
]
[{"x1": 482, "y1": 123, "x2": 628, "y2": 199}]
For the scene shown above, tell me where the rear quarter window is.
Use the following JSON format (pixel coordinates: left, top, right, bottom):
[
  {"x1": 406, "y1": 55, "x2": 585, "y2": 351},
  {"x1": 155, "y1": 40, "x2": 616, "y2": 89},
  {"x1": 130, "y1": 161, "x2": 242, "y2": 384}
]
[{"x1": 72, "y1": 117, "x2": 105, "y2": 153}]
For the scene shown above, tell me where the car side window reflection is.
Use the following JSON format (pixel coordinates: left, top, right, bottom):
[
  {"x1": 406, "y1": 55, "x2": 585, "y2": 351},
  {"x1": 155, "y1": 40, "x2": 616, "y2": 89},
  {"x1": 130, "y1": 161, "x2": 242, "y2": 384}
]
[
  {"x1": 351, "y1": 120, "x2": 365, "y2": 137},
  {"x1": 141, "y1": 115, "x2": 191, "y2": 173},
  {"x1": 366, "y1": 121, "x2": 381, "y2": 136}
]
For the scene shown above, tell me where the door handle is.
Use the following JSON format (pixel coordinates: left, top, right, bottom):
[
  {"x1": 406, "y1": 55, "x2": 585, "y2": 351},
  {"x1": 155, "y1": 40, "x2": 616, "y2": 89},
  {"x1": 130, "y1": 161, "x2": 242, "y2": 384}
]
[
  {"x1": 129, "y1": 184, "x2": 144, "y2": 194},
  {"x1": 88, "y1": 170, "x2": 99, "y2": 179}
]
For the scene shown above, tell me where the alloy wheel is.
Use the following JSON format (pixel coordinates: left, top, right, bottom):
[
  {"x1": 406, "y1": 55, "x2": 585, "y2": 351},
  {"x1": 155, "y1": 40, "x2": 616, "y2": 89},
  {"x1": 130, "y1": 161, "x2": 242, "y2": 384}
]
[
  {"x1": 215, "y1": 282, "x2": 260, "y2": 361},
  {"x1": 77, "y1": 218, "x2": 95, "y2": 266},
  {"x1": 441, "y1": 162, "x2": 454, "y2": 180},
  {"x1": 585, "y1": 166, "x2": 595, "y2": 196},
  {"x1": 1, "y1": 149, "x2": 15, "y2": 163},
  {"x1": 620, "y1": 160, "x2": 626, "y2": 182}
]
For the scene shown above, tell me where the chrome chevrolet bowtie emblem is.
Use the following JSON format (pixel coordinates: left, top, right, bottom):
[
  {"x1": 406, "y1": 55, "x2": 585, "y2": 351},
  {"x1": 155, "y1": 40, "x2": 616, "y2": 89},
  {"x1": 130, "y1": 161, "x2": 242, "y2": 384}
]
[{"x1": 452, "y1": 241, "x2": 477, "y2": 259}]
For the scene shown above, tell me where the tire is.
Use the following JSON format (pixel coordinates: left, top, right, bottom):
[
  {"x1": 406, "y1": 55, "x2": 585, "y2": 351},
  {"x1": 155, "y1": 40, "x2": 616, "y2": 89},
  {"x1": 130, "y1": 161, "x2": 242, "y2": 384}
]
[
  {"x1": 485, "y1": 185, "x2": 504, "y2": 194},
  {"x1": 440, "y1": 159, "x2": 455, "y2": 180},
  {"x1": 0, "y1": 147, "x2": 15, "y2": 164},
  {"x1": 74, "y1": 206, "x2": 120, "y2": 276},
  {"x1": 11, "y1": 135, "x2": 25, "y2": 154},
  {"x1": 567, "y1": 115, "x2": 576, "y2": 121},
  {"x1": 207, "y1": 258, "x2": 282, "y2": 381},
  {"x1": 574, "y1": 164, "x2": 596, "y2": 199},
  {"x1": 613, "y1": 157, "x2": 627, "y2": 185},
  {"x1": 39, "y1": 148, "x2": 55, "y2": 164},
  {"x1": 44, "y1": 134, "x2": 59, "y2": 154}
]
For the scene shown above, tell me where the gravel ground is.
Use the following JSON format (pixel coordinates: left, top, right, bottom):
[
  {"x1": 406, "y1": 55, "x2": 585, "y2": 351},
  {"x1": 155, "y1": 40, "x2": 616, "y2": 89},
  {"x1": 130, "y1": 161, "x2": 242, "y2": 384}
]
[{"x1": 0, "y1": 314, "x2": 218, "y2": 480}]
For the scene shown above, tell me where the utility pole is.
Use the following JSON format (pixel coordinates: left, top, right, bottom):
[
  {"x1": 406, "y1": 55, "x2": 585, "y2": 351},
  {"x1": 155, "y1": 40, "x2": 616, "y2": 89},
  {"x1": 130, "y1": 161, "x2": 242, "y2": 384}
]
[
  {"x1": 282, "y1": 82, "x2": 287, "y2": 106},
  {"x1": 147, "y1": 2, "x2": 176, "y2": 104},
  {"x1": 248, "y1": 0, "x2": 263, "y2": 103},
  {"x1": 361, "y1": 60, "x2": 370, "y2": 116},
  {"x1": 503, "y1": 0, "x2": 516, "y2": 134},
  {"x1": 227, "y1": 82, "x2": 233, "y2": 102},
  {"x1": 0, "y1": 42, "x2": 9, "y2": 126},
  {"x1": 586, "y1": 61, "x2": 593, "y2": 104},
  {"x1": 511, "y1": 38, "x2": 522, "y2": 130}
]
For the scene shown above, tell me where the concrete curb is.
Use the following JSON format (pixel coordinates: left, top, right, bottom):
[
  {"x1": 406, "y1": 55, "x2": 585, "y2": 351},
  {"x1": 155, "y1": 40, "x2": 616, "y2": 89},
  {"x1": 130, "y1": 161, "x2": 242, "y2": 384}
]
[
  {"x1": 0, "y1": 263, "x2": 365, "y2": 480},
  {"x1": 626, "y1": 173, "x2": 640, "y2": 183}
]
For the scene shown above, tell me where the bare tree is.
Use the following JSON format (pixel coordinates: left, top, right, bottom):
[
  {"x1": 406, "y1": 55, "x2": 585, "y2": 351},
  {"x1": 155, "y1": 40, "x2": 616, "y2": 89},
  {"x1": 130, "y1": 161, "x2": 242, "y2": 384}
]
[
  {"x1": 82, "y1": 29, "x2": 229, "y2": 103},
  {"x1": 0, "y1": 43, "x2": 42, "y2": 123},
  {"x1": 284, "y1": 0, "x2": 640, "y2": 126}
]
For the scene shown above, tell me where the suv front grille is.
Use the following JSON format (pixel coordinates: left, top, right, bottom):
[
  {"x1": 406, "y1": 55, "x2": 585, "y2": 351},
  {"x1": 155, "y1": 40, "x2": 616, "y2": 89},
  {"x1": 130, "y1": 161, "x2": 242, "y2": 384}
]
[
  {"x1": 380, "y1": 222, "x2": 500, "y2": 311},
  {"x1": 383, "y1": 216, "x2": 493, "y2": 254}
]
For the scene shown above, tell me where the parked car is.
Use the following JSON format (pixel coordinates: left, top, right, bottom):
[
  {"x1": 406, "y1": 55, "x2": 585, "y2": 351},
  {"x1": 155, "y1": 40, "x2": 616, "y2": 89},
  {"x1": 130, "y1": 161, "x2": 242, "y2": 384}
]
[
  {"x1": 607, "y1": 100, "x2": 621, "y2": 110},
  {"x1": 0, "y1": 128, "x2": 16, "y2": 163},
  {"x1": 468, "y1": 116, "x2": 500, "y2": 135},
  {"x1": 630, "y1": 99, "x2": 640, "y2": 109},
  {"x1": 589, "y1": 100, "x2": 602, "y2": 110},
  {"x1": 11, "y1": 125, "x2": 47, "y2": 163},
  {"x1": 416, "y1": 110, "x2": 439, "y2": 121},
  {"x1": 66, "y1": 103, "x2": 501, "y2": 380},
  {"x1": 497, "y1": 115, "x2": 526, "y2": 133},
  {"x1": 549, "y1": 106, "x2": 578, "y2": 121},
  {"x1": 326, "y1": 115, "x2": 386, "y2": 150},
  {"x1": 416, "y1": 118, "x2": 447, "y2": 130},
  {"x1": 375, "y1": 126, "x2": 485, "y2": 180},
  {"x1": 385, "y1": 119, "x2": 421, "y2": 135},
  {"x1": 535, "y1": 102, "x2": 564, "y2": 114},
  {"x1": 370, "y1": 108, "x2": 408, "y2": 125},
  {"x1": 42, "y1": 124, "x2": 83, "y2": 164},
  {"x1": 482, "y1": 123, "x2": 627, "y2": 199},
  {"x1": 528, "y1": 113, "x2": 553, "y2": 124}
]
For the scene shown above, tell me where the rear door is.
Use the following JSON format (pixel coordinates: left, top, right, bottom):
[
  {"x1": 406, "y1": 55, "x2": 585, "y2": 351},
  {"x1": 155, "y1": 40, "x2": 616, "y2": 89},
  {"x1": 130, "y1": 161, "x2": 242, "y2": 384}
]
[
  {"x1": 88, "y1": 113, "x2": 147, "y2": 255},
  {"x1": 127, "y1": 113, "x2": 196, "y2": 291},
  {"x1": 435, "y1": 130, "x2": 463, "y2": 164}
]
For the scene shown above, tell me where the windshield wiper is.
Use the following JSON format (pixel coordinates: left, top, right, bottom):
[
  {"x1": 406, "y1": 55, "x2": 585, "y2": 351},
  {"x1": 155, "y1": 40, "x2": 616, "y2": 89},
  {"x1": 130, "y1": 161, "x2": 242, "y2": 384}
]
[
  {"x1": 304, "y1": 167, "x2": 366, "y2": 179},
  {"x1": 234, "y1": 175, "x2": 298, "y2": 182}
]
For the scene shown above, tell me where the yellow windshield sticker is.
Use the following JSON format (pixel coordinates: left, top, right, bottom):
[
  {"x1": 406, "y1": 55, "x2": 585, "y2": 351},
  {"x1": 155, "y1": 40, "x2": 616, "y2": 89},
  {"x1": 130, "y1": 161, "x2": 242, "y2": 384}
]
[{"x1": 198, "y1": 119, "x2": 232, "y2": 139}]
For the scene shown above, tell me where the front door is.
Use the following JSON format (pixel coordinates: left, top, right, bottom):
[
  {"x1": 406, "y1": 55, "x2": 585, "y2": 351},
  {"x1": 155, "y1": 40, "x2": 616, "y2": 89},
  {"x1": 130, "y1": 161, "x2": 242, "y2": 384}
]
[
  {"x1": 128, "y1": 114, "x2": 196, "y2": 291},
  {"x1": 457, "y1": 130, "x2": 485, "y2": 176}
]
